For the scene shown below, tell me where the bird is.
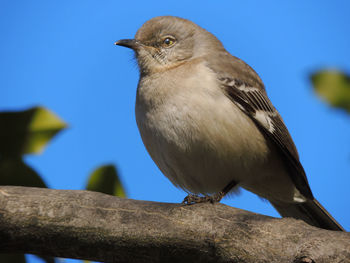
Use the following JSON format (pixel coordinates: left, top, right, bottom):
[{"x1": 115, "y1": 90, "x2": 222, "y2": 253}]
[{"x1": 115, "y1": 16, "x2": 344, "y2": 231}]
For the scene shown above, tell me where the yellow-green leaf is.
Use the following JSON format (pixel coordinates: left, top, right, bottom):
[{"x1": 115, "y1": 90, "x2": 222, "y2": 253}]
[
  {"x1": 0, "y1": 106, "x2": 67, "y2": 157},
  {"x1": 86, "y1": 164, "x2": 126, "y2": 197},
  {"x1": 311, "y1": 70, "x2": 350, "y2": 113}
]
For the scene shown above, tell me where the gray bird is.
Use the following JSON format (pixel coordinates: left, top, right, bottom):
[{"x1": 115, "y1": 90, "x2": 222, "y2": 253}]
[{"x1": 115, "y1": 16, "x2": 344, "y2": 231}]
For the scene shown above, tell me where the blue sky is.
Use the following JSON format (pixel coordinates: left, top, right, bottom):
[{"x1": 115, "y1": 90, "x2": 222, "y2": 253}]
[{"x1": 1, "y1": 1, "x2": 350, "y2": 262}]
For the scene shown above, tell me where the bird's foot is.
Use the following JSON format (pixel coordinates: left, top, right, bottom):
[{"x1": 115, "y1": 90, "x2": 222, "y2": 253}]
[{"x1": 182, "y1": 192, "x2": 225, "y2": 205}]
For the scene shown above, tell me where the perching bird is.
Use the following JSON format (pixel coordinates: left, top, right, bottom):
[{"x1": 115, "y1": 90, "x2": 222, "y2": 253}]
[{"x1": 115, "y1": 16, "x2": 344, "y2": 231}]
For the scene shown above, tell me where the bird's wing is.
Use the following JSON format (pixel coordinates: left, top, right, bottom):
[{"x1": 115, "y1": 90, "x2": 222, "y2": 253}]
[{"x1": 218, "y1": 76, "x2": 313, "y2": 199}]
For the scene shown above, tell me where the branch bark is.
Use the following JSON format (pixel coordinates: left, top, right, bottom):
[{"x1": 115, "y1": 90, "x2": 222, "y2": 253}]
[{"x1": 0, "y1": 186, "x2": 349, "y2": 263}]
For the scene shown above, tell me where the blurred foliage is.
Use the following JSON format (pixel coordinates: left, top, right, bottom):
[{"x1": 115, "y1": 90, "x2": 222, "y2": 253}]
[
  {"x1": 0, "y1": 106, "x2": 67, "y2": 189},
  {"x1": 0, "y1": 106, "x2": 126, "y2": 263},
  {"x1": 0, "y1": 158, "x2": 46, "y2": 187},
  {"x1": 0, "y1": 107, "x2": 67, "y2": 157},
  {"x1": 311, "y1": 70, "x2": 350, "y2": 113},
  {"x1": 86, "y1": 164, "x2": 126, "y2": 197}
]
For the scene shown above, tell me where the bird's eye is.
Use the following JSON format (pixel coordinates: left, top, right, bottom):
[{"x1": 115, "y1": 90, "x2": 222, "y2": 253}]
[{"x1": 162, "y1": 37, "x2": 176, "y2": 47}]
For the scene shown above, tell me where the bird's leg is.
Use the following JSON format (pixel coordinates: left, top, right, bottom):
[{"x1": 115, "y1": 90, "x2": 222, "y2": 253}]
[{"x1": 182, "y1": 180, "x2": 238, "y2": 205}]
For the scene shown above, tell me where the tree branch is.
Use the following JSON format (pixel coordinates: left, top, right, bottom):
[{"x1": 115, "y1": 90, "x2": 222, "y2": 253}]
[{"x1": 0, "y1": 186, "x2": 349, "y2": 263}]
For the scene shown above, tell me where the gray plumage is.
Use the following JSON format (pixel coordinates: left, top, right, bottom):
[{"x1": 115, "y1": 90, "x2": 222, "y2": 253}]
[{"x1": 115, "y1": 16, "x2": 344, "y2": 231}]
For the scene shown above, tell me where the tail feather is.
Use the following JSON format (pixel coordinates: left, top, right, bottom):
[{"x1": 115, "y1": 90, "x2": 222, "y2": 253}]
[{"x1": 270, "y1": 198, "x2": 344, "y2": 231}]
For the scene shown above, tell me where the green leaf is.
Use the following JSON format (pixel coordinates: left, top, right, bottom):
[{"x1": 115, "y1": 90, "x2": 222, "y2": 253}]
[
  {"x1": 86, "y1": 164, "x2": 126, "y2": 197},
  {"x1": 0, "y1": 253, "x2": 26, "y2": 263},
  {"x1": 0, "y1": 158, "x2": 47, "y2": 188},
  {"x1": 0, "y1": 106, "x2": 67, "y2": 157},
  {"x1": 311, "y1": 70, "x2": 350, "y2": 113}
]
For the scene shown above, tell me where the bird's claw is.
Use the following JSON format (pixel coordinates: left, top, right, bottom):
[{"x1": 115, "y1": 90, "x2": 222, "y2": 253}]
[{"x1": 182, "y1": 192, "x2": 224, "y2": 205}]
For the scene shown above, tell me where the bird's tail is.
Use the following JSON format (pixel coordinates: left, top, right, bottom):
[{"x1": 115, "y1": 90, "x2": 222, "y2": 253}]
[{"x1": 270, "y1": 198, "x2": 344, "y2": 231}]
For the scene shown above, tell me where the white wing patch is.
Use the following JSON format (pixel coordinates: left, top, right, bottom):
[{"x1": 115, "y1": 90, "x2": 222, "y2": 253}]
[
  {"x1": 254, "y1": 110, "x2": 275, "y2": 133},
  {"x1": 236, "y1": 83, "x2": 260, "y2": 93},
  {"x1": 224, "y1": 78, "x2": 260, "y2": 93}
]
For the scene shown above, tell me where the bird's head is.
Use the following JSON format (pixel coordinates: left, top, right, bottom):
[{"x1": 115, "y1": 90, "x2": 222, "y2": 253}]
[{"x1": 115, "y1": 16, "x2": 224, "y2": 74}]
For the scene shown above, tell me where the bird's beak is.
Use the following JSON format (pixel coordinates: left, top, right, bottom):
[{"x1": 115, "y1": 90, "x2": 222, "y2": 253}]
[{"x1": 115, "y1": 39, "x2": 139, "y2": 50}]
